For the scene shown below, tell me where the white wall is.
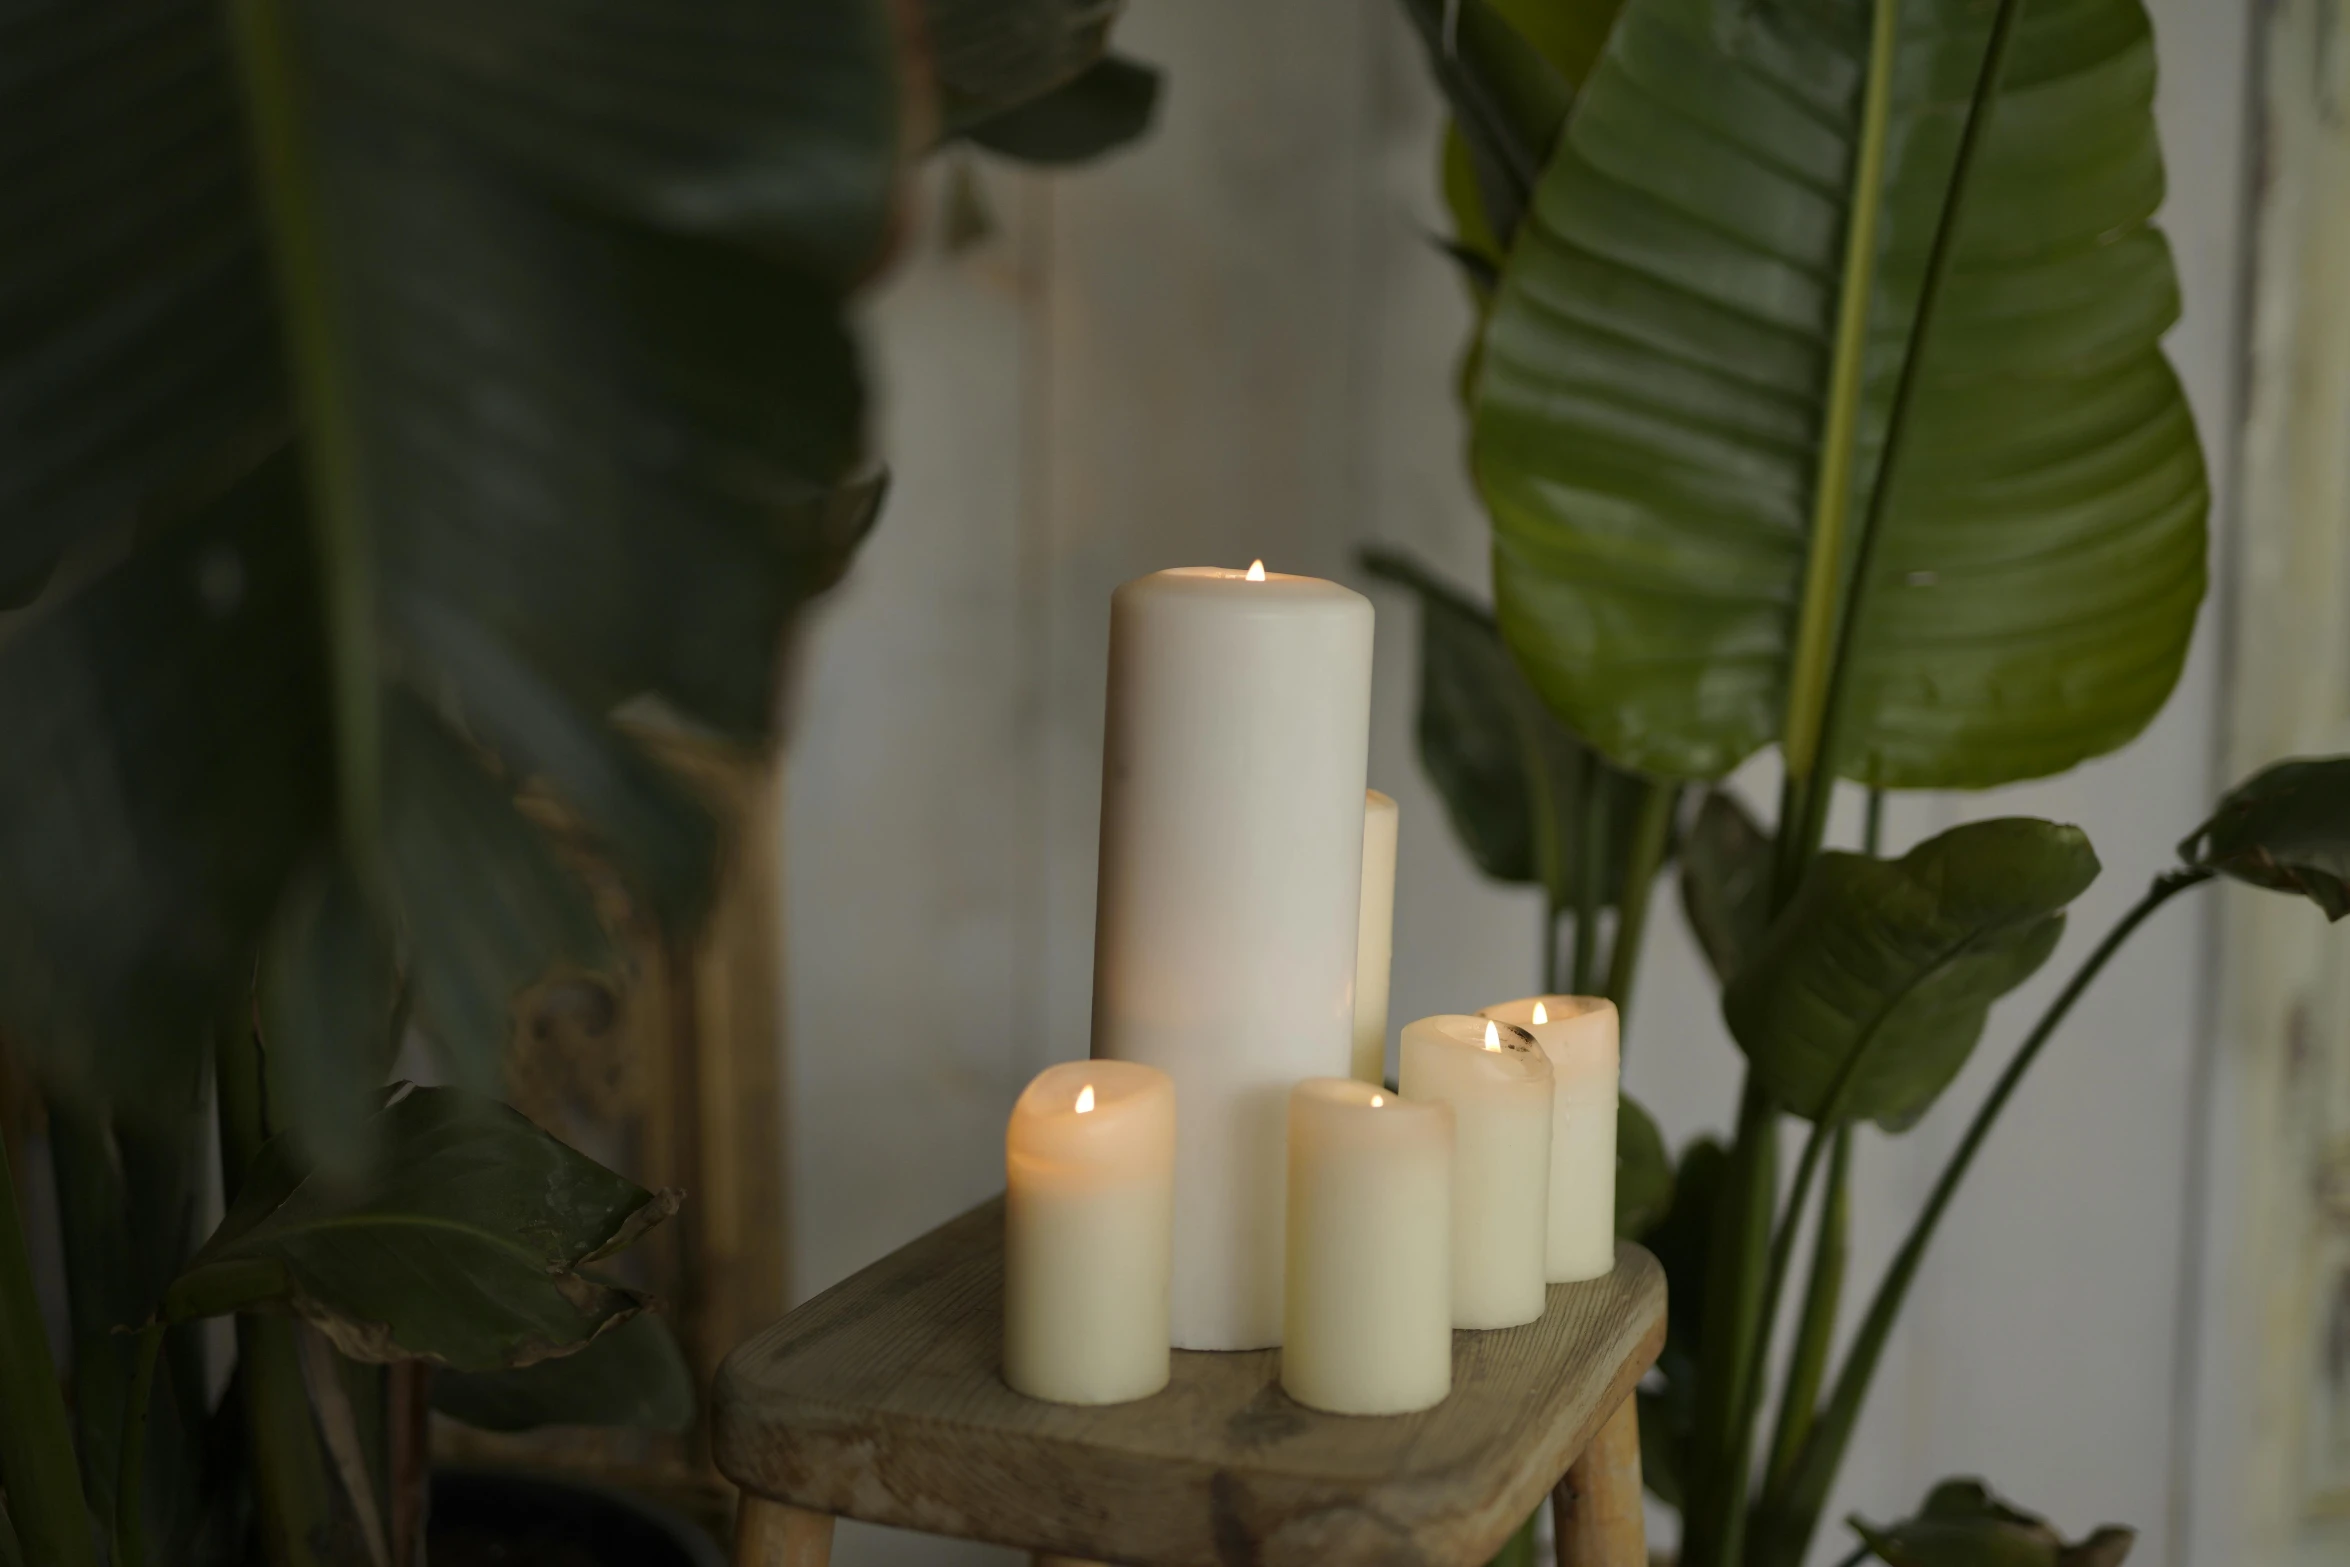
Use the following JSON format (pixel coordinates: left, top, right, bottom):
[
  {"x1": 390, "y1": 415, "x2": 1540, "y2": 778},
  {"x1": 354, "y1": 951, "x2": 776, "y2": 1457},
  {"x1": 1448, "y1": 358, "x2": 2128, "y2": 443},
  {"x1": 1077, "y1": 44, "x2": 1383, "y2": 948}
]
[{"x1": 781, "y1": 3, "x2": 2255, "y2": 1562}]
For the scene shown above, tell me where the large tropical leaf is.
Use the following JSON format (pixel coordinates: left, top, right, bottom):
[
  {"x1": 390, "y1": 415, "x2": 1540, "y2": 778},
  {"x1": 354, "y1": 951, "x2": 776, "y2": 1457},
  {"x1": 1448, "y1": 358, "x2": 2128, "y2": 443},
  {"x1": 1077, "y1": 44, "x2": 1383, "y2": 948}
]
[
  {"x1": 164, "y1": 1086, "x2": 678, "y2": 1372},
  {"x1": 0, "y1": 0, "x2": 1139, "y2": 1124},
  {"x1": 1362, "y1": 547, "x2": 1665, "y2": 907},
  {"x1": 1679, "y1": 788, "x2": 1775, "y2": 983},
  {"x1": 1724, "y1": 818, "x2": 2098, "y2": 1127},
  {"x1": 1849, "y1": 1478, "x2": 2134, "y2": 1567},
  {"x1": 2179, "y1": 755, "x2": 2350, "y2": 921},
  {"x1": 431, "y1": 1313, "x2": 694, "y2": 1433},
  {"x1": 963, "y1": 55, "x2": 1163, "y2": 165},
  {"x1": 1473, "y1": 0, "x2": 2207, "y2": 787}
]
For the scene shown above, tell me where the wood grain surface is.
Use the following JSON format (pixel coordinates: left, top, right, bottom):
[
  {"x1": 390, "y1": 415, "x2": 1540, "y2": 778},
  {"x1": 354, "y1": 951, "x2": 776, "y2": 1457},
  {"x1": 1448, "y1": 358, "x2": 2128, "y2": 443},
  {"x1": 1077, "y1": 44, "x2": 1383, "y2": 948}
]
[
  {"x1": 714, "y1": 1199, "x2": 1664, "y2": 1566},
  {"x1": 1551, "y1": 1397, "x2": 1643, "y2": 1567}
]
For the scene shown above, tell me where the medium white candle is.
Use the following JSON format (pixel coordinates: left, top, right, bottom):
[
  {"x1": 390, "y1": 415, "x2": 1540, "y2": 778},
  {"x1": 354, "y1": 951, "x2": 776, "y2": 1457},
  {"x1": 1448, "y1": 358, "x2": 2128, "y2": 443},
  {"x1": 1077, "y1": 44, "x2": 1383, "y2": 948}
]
[
  {"x1": 1351, "y1": 789, "x2": 1399, "y2": 1085},
  {"x1": 1003, "y1": 1060, "x2": 1176, "y2": 1404},
  {"x1": 1091, "y1": 563, "x2": 1375, "y2": 1350},
  {"x1": 1480, "y1": 995, "x2": 1620, "y2": 1282},
  {"x1": 1399, "y1": 1015, "x2": 1553, "y2": 1329},
  {"x1": 1281, "y1": 1078, "x2": 1452, "y2": 1415}
]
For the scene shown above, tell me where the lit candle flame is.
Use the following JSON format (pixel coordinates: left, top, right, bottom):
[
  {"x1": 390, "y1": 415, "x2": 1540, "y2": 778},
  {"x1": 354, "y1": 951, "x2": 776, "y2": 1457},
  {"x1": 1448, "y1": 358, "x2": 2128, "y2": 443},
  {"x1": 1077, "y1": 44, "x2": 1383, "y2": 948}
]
[
  {"x1": 1369, "y1": 1093, "x2": 1384, "y2": 1107},
  {"x1": 1483, "y1": 1020, "x2": 1501, "y2": 1051},
  {"x1": 1532, "y1": 1000, "x2": 1549, "y2": 1025},
  {"x1": 1074, "y1": 1084, "x2": 1096, "y2": 1114},
  {"x1": 1245, "y1": 559, "x2": 1267, "y2": 582}
]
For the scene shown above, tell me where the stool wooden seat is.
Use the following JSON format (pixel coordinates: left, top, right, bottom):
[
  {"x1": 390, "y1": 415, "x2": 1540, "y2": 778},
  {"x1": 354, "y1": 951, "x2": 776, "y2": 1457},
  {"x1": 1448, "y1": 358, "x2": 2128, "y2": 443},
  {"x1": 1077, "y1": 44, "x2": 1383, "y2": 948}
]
[{"x1": 714, "y1": 1197, "x2": 1665, "y2": 1567}]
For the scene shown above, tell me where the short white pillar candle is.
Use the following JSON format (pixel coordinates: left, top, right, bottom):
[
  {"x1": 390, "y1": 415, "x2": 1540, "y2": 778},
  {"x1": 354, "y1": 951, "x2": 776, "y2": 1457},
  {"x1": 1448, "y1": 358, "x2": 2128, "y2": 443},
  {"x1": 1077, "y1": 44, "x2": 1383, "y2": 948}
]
[
  {"x1": 1003, "y1": 1060, "x2": 1176, "y2": 1404},
  {"x1": 1480, "y1": 995, "x2": 1620, "y2": 1282},
  {"x1": 1351, "y1": 789, "x2": 1400, "y2": 1085},
  {"x1": 1398, "y1": 1015, "x2": 1553, "y2": 1329},
  {"x1": 1280, "y1": 1078, "x2": 1452, "y2": 1415},
  {"x1": 1090, "y1": 564, "x2": 1375, "y2": 1350}
]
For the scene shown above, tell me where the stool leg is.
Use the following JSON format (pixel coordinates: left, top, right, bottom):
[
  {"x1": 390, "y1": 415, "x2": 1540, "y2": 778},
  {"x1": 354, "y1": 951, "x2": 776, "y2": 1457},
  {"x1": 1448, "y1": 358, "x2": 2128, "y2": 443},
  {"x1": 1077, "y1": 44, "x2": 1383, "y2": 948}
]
[
  {"x1": 1553, "y1": 1393, "x2": 1645, "y2": 1567},
  {"x1": 735, "y1": 1495, "x2": 834, "y2": 1567}
]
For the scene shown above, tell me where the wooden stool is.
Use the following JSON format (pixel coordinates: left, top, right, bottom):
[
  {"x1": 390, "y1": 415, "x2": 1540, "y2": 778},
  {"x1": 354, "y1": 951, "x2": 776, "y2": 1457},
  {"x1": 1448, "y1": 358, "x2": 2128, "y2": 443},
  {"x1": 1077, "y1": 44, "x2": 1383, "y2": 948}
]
[{"x1": 714, "y1": 1198, "x2": 1664, "y2": 1567}]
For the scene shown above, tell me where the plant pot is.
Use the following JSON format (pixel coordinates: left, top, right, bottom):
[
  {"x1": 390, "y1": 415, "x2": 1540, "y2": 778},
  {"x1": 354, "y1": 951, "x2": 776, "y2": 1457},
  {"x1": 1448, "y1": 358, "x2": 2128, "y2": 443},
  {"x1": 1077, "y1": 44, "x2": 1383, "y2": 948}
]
[{"x1": 427, "y1": 1467, "x2": 725, "y2": 1567}]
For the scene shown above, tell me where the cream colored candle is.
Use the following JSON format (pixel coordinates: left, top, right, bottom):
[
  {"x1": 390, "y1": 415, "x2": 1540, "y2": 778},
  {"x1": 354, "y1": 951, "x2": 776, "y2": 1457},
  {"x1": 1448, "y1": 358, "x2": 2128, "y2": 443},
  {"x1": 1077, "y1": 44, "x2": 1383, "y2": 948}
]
[
  {"x1": 1280, "y1": 1078, "x2": 1452, "y2": 1415},
  {"x1": 1481, "y1": 995, "x2": 1620, "y2": 1282},
  {"x1": 1399, "y1": 1015, "x2": 1552, "y2": 1329},
  {"x1": 1351, "y1": 789, "x2": 1399, "y2": 1084},
  {"x1": 1003, "y1": 1060, "x2": 1176, "y2": 1404},
  {"x1": 1091, "y1": 563, "x2": 1375, "y2": 1350}
]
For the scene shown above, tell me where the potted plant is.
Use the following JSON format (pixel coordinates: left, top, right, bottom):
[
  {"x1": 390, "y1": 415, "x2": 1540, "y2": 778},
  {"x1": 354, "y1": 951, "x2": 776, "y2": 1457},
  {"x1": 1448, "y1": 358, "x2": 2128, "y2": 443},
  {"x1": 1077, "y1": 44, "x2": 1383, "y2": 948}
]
[
  {"x1": 0, "y1": 2, "x2": 1156, "y2": 1563},
  {"x1": 1378, "y1": 1, "x2": 2349, "y2": 1563}
]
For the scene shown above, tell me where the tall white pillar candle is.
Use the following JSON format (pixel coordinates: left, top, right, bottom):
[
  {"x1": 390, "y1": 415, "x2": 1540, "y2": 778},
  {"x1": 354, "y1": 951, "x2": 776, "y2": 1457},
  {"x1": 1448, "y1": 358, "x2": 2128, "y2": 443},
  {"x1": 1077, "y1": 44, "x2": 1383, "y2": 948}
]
[
  {"x1": 1480, "y1": 995, "x2": 1620, "y2": 1282},
  {"x1": 1399, "y1": 1015, "x2": 1553, "y2": 1329},
  {"x1": 1351, "y1": 790, "x2": 1399, "y2": 1085},
  {"x1": 1091, "y1": 564, "x2": 1375, "y2": 1350},
  {"x1": 1003, "y1": 1060, "x2": 1176, "y2": 1404},
  {"x1": 1281, "y1": 1078, "x2": 1452, "y2": 1415}
]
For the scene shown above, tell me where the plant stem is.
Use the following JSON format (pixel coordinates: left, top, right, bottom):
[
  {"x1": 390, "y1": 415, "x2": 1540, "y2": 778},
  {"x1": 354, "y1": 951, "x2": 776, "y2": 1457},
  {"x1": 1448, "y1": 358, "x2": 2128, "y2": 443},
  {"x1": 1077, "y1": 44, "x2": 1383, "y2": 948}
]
[
  {"x1": 1793, "y1": 0, "x2": 2026, "y2": 864},
  {"x1": 1604, "y1": 780, "x2": 1678, "y2": 1029},
  {"x1": 1762, "y1": 1125, "x2": 1850, "y2": 1495},
  {"x1": 1571, "y1": 750, "x2": 1606, "y2": 993},
  {"x1": 215, "y1": 1011, "x2": 333, "y2": 1567},
  {"x1": 1753, "y1": 868, "x2": 2212, "y2": 1566},
  {"x1": 1778, "y1": 0, "x2": 1903, "y2": 799},
  {"x1": 226, "y1": 0, "x2": 381, "y2": 887},
  {"x1": 1863, "y1": 789, "x2": 1886, "y2": 856},
  {"x1": 0, "y1": 1121, "x2": 99, "y2": 1567},
  {"x1": 115, "y1": 1325, "x2": 165, "y2": 1567},
  {"x1": 1678, "y1": 1078, "x2": 1778, "y2": 1567}
]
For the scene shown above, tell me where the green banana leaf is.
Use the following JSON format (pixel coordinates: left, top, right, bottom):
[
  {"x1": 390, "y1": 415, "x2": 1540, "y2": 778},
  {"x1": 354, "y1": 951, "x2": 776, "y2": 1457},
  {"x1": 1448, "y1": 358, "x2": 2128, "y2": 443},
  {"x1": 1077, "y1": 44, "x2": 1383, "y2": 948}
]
[
  {"x1": 1472, "y1": 0, "x2": 2207, "y2": 787},
  {"x1": 164, "y1": 1086, "x2": 678, "y2": 1372},
  {"x1": 431, "y1": 1313, "x2": 695, "y2": 1434},
  {"x1": 1679, "y1": 788, "x2": 1775, "y2": 983},
  {"x1": 1849, "y1": 1478, "x2": 2134, "y2": 1567},
  {"x1": 1361, "y1": 547, "x2": 1666, "y2": 908},
  {"x1": 1724, "y1": 818, "x2": 2098, "y2": 1128},
  {"x1": 0, "y1": 0, "x2": 1136, "y2": 1131},
  {"x1": 2180, "y1": 755, "x2": 2350, "y2": 920}
]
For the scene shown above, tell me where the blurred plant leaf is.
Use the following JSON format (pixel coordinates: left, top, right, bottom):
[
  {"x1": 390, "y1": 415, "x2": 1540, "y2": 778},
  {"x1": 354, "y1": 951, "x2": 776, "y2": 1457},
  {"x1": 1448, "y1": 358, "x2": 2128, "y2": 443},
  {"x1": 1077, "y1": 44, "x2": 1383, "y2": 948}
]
[
  {"x1": 431, "y1": 1313, "x2": 694, "y2": 1433},
  {"x1": 1361, "y1": 547, "x2": 1667, "y2": 907},
  {"x1": 260, "y1": 852, "x2": 402, "y2": 1180},
  {"x1": 1473, "y1": 0, "x2": 2207, "y2": 786},
  {"x1": 1615, "y1": 1092, "x2": 1673, "y2": 1240},
  {"x1": 1488, "y1": 0, "x2": 1625, "y2": 89},
  {"x1": 164, "y1": 1086, "x2": 679, "y2": 1372},
  {"x1": 2179, "y1": 755, "x2": 2350, "y2": 920},
  {"x1": 964, "y1": 55, "x2": 1162, "y2": 165},
  {"x1": 1680, "y1": 788, "x2": 1774, "y2": 984},
  {"x1": 1395, "y1": 0, "x2": 1571, "y2": 246},
  {"x1": 1726, "y1": 819, "x2": 2100, "y2": 1129},
  {"x1": 1850, "y1": 1478, "x2": 2134, "y2": 1567},
  {"x1": 1636, "y1": 1133, "x2": 1723, "y2": 1508},
  {"x1": 925, "y1": 0, "x2": 1124, "y2": 135}
]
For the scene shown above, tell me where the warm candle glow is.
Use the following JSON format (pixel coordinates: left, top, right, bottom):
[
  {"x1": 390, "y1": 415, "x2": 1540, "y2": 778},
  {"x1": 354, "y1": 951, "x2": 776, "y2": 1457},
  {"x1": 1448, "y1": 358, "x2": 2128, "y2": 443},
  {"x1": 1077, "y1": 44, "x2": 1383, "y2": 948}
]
[
  {"x1": 1482, "y1": 1020, "x2": 1501, "y2": 1051},
  {"x1": 1075, "y1": 1084, "x2": 1096, "y2": 1114},
  {"x1": 1246, "y1": 559, "x2": 1267, "y2": 581},
  {"x1": 1369, "y1": 1093, "x2": 1384, "y2": 1107},
  {"x1": 1532, "y1": 1000, "x2": 1549, "y2": 1025}
]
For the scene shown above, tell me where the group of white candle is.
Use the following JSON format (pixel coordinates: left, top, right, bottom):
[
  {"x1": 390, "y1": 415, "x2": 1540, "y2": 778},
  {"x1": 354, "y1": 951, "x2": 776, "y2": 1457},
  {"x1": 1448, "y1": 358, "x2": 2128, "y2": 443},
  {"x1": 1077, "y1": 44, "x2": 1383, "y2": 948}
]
[{"x1": 999, "y1": 565, "x2": 1623, "y2": 1417}]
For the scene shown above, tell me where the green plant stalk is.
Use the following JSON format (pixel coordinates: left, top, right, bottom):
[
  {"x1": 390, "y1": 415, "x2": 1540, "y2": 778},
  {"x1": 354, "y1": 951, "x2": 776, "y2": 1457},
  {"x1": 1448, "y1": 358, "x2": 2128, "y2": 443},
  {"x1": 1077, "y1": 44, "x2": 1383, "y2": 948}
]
[
  {"x1": 1677, "y1": 1078, "x2": 1778, "y2": 1567},
  {"x1": 1752, "y1": 868, "x2": 2213, "y2": 1566},
  {"x1": 115, "y1": 1325, "x2": 165, "y2": 1567},
  {"x1": 226, "y1": 0, "x2": 382, "y2": 885},
  {"x1": 1570, "y1": 750, "x2": 1606, "y2": 992},
  {"x1": 1792, "y1": 0, "x2": 2026, "y2": 865},
  {"x1": 0, "y1": 1121, "x2": 100, "y2": 1567},
  {"x1": 1603, "y1": 780, "x2": 1677, "y2": 1025},
  {"x1": 1762, "y1": 1125, "x2": 1849, "y2": 1495},
  {"x1": 1863, "y1": 788, "x2": 1886, "y2": 857},
  {"x1": 215, "y1": 1012, "x2": 333, "y2": 1567},
  {"x1": 1774, "y1": 0, "x2": 1902, "y2": 896}
]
